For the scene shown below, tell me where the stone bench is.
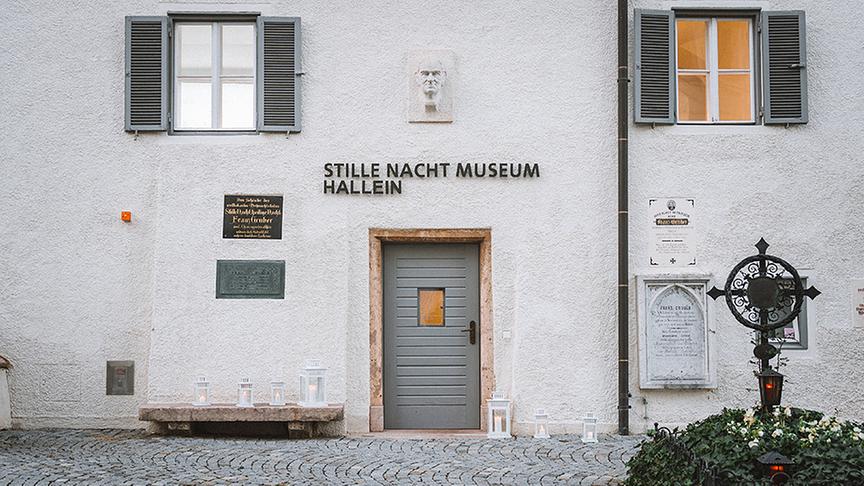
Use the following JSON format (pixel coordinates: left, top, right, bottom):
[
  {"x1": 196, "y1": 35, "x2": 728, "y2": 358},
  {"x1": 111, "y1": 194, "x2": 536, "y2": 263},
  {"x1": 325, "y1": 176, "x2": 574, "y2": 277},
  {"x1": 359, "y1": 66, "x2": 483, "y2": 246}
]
[{"x1": 139, "y1": 403, "x2": 343, "y2": 437}]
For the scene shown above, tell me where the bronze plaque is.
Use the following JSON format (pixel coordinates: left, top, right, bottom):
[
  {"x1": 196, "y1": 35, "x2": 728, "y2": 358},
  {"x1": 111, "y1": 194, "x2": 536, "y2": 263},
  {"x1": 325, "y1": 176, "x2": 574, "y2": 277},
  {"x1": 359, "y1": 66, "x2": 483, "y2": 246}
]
[
  {"x1": 223, "y1": 195, "x2": 283, "y2": 239},
  {"x1": 216, "y1": 260, "x2": 285, "y2": 299}
]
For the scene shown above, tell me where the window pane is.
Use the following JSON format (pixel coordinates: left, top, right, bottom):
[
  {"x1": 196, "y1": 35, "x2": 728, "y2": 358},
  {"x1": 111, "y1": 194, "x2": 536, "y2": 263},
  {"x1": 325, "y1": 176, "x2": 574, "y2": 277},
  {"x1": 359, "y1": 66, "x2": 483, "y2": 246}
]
[
  {"x1": 418, "y1": 289, "x2": 445, "y2": 326},
  {"x1": 177, "y1": 24, "x2": 212, "y2": 77},
  {"x1": 719, "y1": 73, "x2": 751, "y2": 121},
  {"x1": 677, "y1": 20, "x2": 707, "y2": 70},
  {"x1": 678, "y1": 74, "x2": 708, "y2": 121},
  {"x1": 177, "y1": 81, "x2": 212, "y2": 129},
  {"x1": 221, "y1": 81, "x2": 255, "y2": 129},
  {"x1": 718, "y1": 20, "x2": 750, "y2": 70},
  {"x1": 222, "y1": 24, "x2": 256, "y2": 77}
]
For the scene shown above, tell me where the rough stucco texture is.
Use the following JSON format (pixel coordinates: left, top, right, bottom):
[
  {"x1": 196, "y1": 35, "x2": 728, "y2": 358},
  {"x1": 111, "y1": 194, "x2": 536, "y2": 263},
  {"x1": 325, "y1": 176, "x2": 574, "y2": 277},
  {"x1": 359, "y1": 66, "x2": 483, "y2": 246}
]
[{"x1": 1, "y1": 0, "x2": 862, "y2": 433}]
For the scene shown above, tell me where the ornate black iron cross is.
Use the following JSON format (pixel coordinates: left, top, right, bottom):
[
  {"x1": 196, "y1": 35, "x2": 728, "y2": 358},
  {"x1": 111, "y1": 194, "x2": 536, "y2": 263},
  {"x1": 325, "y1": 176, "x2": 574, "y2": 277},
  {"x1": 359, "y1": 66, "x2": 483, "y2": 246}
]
[{"x1": 708, "y1": 238, "x2": 820, "y2": 369}]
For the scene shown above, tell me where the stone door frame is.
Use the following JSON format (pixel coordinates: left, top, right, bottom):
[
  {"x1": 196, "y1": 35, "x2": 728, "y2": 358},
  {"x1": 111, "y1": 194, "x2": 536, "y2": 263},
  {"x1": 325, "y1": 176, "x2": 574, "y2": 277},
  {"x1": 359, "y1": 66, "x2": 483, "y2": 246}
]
[{"x1": 369, "y1": 228, "x2": 494, "y2": 432}]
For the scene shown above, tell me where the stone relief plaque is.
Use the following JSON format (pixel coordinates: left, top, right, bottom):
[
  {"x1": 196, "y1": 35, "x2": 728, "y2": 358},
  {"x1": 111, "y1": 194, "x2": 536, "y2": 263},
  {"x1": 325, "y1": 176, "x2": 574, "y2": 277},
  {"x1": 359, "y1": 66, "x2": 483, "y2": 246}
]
[
  {"x1": 637, "y1": 275, "x2": 715, "y2": 389},
  {"x1": 648, "y1": 198, "x2": 696, "y2": 267},
  {"x1": 216, "y1": 260, "x2": 285, "y2": 299},
  {"x1": 407, "y1": 50, "x2": 455, "y2": 123},
  {"x1": 223, "y1": 195, "x2": 283, "y2": 239}
]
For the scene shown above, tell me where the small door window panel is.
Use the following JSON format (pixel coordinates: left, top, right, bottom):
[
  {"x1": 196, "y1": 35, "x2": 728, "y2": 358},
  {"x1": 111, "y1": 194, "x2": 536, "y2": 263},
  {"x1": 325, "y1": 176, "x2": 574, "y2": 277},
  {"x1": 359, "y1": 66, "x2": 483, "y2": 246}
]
[{"x1": 418, "y1": 288, "x2": 445, "y2": 326}]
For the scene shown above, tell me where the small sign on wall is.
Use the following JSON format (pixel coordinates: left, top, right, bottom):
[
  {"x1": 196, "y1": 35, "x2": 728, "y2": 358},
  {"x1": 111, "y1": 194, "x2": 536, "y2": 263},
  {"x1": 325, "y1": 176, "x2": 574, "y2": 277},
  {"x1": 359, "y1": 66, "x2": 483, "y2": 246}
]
[
  {"x1": 852, "y1": 279, "x2": 864, "y2": 328},
  {"x1": 223, "y1": 195, "x2": 283, "y2": 239},
  {"x1": 649, "y1": 198, "x2": 696, "y2": 267},
  {"x1": 106, "y1": 361, "x2": 134, "y2": 396}
]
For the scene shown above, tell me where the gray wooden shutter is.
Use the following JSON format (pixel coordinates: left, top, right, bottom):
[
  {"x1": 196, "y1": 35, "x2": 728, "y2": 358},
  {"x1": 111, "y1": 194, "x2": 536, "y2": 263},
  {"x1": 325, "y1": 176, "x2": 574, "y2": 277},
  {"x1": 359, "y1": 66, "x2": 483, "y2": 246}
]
[
  {"x1": 257, "y1": 17, "x2": 301, "y2": 132},
  {"x1": 125, "y1": 16, "x2": 168, "y2": 131},
  {"x1": 762, "y1": 11, "x2": 808, "y2": 124},
  {"x1": 634, "y1": 9, "x2": 675, "y2": 124}
]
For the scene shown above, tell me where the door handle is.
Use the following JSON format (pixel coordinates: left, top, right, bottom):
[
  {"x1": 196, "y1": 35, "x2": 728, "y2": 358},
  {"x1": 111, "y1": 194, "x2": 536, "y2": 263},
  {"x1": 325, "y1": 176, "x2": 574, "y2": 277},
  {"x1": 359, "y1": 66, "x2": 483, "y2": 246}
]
[{"x1": 460, "y1": 321, "x2": 476, "y2": 345}]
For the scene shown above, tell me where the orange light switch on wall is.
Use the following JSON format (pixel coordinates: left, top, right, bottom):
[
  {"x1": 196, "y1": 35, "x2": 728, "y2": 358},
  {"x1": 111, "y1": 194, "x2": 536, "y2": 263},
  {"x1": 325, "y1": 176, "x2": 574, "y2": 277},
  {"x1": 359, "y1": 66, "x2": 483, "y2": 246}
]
[{"x1": 121, "y1": 211, "x2": 132, "y2": 222}]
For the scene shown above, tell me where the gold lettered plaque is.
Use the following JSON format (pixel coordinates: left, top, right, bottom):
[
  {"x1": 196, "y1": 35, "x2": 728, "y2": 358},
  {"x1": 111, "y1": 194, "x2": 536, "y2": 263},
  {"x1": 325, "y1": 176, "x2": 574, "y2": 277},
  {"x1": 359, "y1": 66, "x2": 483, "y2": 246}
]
[{"x1": 223, "y1": 195, "x2": 283, "y2": 239}]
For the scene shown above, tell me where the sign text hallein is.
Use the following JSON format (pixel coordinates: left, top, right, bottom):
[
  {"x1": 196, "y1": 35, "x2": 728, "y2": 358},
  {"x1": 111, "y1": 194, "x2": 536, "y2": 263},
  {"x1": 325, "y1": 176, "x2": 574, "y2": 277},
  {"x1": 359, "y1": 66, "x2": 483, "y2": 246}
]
[{"x1": 323, "y1": 162, "x2": 541, "y2": 195}]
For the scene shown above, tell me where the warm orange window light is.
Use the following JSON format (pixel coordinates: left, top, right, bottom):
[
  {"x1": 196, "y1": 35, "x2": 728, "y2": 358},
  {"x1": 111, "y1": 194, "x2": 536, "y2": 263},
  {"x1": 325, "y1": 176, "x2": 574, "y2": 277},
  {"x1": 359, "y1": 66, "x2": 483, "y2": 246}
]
[
  {"x1": 765, "y1": 382, "x2": 774, "y2": 389},
  {"x1": 419, "y1": 289, "x2": 445, "y2": 326},
  {"x1": 121, "y1": 211, "x2": 132, "y2": 222},
  {"x1": 770, "y1": 465, "x2": 785, "y2": 472}
]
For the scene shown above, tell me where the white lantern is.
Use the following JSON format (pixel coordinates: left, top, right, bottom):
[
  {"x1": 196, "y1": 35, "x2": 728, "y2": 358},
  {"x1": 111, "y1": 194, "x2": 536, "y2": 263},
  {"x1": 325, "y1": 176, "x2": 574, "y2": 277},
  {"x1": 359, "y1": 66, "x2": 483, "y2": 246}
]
[
  {"x1": 581, "y1": 412, "x2": 598, "y2": 443},
  {"x1": 533, "y1": 408, "x2": 550, "y2": 439},
  {"x1": 237, "y1": 377, "x2": 254, "y2": 408},
  {"x1": 269, "y1": 381, "x2": 286, "y2": 406},
  {"x1": 192, "y1": 376, "x2": 210, "y2": 407},
  {"x1": 299, "y1": 360, "x2": 327, "y2": 407},
  {"x1": 486, "y1": 391, "x2": 511, "y2": 439}
]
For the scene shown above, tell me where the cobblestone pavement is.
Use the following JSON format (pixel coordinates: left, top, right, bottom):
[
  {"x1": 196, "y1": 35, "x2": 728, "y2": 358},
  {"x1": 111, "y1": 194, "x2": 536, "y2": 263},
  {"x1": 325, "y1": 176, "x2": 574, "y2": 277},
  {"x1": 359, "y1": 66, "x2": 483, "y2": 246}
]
[{"x1": 0, "y1": 429, "x2": 643, "y2": 485}]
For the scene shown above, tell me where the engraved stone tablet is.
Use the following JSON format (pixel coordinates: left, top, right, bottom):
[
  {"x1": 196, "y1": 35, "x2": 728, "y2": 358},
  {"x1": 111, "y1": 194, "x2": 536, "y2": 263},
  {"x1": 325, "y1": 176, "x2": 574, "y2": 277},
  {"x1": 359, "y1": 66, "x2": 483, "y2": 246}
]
[
  {"x1": 223, "y1": 195, "x2": 283, "y2": 239},
  {"x1": 638, "y1": 276, "x2": 715, "y2": 388},
  {"x1": 106, "y1": 361, "x2": 134, "y2": 396},
  {"x1": 216, "y1": 260, "x2": 285, "y2": 299}
]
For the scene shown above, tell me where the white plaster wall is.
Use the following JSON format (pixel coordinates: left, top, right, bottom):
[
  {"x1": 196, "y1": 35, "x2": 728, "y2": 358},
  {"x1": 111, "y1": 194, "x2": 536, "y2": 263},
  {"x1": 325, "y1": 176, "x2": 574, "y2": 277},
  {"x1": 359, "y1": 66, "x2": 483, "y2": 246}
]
[{"x1": 1, "y1": 0, "x2": 862, "y2": 434}]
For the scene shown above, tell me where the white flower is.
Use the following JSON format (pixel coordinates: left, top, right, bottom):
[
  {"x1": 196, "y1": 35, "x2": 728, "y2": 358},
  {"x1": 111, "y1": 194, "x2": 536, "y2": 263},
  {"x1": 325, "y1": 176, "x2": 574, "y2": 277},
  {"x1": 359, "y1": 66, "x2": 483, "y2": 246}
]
[
  {"x1": 858, "y1": 432, "x2": 864, "y2": 440},
  {"x1": 758, "y1": 430, "x2": 764, "y2": 437},
  {"x1": 854, "y1": 434, "x2": 860, "y2": 441},
  {"x1": 773, "y1": 408, "x2": 781, "y2": 417},
  {"x1": 748, "y1": 439, "x2": 760, "y2": 448},
  {"x1": 784, "y1": 407, "x2": 792, "y2": 417},
  {"x1": 743, "y1": 409, "x2": 756, "y2": 425},
  {"x1": 854, "y1": 427, "x2": 861, "y2": 433},
  {"x1": 772, "y1": 429, "x2": 783, "y2": 437},
  {"x1": 740, "y1": 427, "x2": 748, "y2": 436}
]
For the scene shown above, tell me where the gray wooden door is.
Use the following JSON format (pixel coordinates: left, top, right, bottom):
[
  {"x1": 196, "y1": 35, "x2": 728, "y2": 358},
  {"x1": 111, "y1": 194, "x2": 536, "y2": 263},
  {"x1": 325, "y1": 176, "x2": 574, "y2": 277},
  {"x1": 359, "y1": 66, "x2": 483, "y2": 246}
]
[{"x1": 383, "y1": 244, "x2": 480, "y2": 429}]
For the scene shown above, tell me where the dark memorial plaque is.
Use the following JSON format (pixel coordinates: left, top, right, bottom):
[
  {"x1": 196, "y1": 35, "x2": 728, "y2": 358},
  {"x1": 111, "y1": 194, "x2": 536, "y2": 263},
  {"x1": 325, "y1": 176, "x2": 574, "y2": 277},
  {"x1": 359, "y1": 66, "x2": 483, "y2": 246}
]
[
  {"x1": 216, "y1": 260, "x2": 285, "y2": 299},
  {"x1": 223, "y1": 195, "x2": 283, "y2": 239}
]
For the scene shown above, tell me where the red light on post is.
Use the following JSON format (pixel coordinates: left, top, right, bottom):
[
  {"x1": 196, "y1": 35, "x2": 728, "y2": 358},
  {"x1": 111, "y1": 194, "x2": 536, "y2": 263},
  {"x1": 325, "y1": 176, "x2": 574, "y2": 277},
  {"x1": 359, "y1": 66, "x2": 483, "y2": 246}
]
[
  {"x1": 121, "y1": 211, "x2": 132, "y2": 223},
  {"x1": 758, "y1": 369, "x2": 784, "y2": 410}
]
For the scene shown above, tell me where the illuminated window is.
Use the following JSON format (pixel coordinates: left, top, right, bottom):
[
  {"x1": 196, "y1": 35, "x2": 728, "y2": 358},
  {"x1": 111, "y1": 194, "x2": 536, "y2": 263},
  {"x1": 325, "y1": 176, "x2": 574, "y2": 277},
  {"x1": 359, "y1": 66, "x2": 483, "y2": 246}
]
[
  {"x1": 676, "y1": 18, "x2": 754, "y2": 123},
  {"x1": 418, "y1": 289, "x2": 445, "y2": 326}
]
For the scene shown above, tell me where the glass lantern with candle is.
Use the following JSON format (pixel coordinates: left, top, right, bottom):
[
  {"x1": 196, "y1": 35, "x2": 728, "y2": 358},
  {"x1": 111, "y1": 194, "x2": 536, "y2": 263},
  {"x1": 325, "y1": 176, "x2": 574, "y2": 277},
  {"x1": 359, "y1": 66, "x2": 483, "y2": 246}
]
[
  {"x1": 533, "y1": 408, "x2": 550, "y2": 439},
  {"x1": 270, "y1": 381, "x2": 286, "y2": 406},
  {"x1": 299, "y1": 360, "x2": 327, "y2": 407},
  {"x1": 237, "y1": 377, "x2": 254, "y2": 408},
  {"x1": 581, "y1": 412, "x2": 598, "y2": 443},
  {"x1": 193, "y1": 376, "x2": 210, "y2": 407},
  {"x1": 486, "y1": 391, "x2": 511, "y2": 439}
]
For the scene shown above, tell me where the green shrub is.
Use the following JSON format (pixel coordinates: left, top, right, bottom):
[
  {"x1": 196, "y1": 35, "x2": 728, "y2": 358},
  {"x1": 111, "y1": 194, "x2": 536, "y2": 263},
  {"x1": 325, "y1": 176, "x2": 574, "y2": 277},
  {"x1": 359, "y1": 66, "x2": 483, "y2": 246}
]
[{"x1": 625, "y1": 407, "x2": 864, "y2": 485}]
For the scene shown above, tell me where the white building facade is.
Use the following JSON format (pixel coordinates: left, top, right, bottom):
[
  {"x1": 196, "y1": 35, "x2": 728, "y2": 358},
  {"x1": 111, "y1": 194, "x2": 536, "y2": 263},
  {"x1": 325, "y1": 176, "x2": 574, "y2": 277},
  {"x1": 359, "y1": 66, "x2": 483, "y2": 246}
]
[{"x1": 1, "y1": 0, "x2": 862, "y2": 435}]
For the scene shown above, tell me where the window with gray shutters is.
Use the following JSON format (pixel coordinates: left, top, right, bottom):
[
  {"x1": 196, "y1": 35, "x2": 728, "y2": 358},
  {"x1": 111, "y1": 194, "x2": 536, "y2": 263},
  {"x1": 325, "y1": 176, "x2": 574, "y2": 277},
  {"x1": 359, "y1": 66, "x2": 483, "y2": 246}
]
[
  {"x1": 634, "y1": 9, "x2": 807, "y2": 125},
  {"x1": 125, "y1": 15, "x2": 301, "y2": 134}
]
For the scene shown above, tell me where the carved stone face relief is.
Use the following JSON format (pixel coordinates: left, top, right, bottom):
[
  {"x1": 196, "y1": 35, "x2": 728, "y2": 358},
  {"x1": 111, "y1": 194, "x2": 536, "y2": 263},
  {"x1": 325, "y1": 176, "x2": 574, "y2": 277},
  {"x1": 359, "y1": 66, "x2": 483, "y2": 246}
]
[
  {"x1": 408, "y1": 50, "x2": 455, "y2": 123},
  {"x1": 416, "y1": 62, "x2": 447, "y2": 111}
]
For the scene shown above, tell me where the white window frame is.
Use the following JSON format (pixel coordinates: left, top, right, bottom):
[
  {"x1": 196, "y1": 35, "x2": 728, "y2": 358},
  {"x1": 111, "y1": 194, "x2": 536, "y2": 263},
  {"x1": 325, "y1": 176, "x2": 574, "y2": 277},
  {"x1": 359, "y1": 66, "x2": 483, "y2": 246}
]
[
  {"x1": 675, "y1": 17, "x2": 755, "y2": 124},
  {"x1": 767, "y1": 274, "x2": 812, "y2": 351},
  {"x1": 172, "y1": 20, "x2": 257, "y2": 132}
]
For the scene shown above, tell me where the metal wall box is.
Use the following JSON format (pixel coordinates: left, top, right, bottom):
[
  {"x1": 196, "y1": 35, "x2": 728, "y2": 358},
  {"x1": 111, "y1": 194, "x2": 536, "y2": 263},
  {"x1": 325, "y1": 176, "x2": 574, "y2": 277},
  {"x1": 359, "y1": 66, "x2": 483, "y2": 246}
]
[
  {"x1": 216, "y1": 260, "x2": 285, "y2": 299},
  {"x1": 106, "y1": 361, "x2": 135, "y2": 395}
]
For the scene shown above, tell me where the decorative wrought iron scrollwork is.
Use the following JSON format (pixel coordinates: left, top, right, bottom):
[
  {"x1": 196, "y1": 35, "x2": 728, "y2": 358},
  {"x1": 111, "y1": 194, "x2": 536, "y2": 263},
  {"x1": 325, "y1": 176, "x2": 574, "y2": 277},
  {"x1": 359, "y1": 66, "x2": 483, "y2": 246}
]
[{"x1": 707, "y1": 238, "x2": 820, "y2": 333}]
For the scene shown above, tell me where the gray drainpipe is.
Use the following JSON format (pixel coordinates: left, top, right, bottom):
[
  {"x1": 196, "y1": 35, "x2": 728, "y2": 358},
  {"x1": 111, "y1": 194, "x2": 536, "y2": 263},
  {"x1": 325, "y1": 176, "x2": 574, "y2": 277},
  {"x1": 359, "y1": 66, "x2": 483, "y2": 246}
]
[{"x1": 617, "y1": 0, "x2": 630, "y2": 435}]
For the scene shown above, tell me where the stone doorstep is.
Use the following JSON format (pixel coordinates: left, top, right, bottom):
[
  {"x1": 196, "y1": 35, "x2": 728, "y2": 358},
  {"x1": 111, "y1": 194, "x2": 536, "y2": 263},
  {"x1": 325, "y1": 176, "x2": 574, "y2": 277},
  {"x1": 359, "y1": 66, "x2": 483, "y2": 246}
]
[{"x1": 138, "y1": 403, "x2": 344, "y2": 423}]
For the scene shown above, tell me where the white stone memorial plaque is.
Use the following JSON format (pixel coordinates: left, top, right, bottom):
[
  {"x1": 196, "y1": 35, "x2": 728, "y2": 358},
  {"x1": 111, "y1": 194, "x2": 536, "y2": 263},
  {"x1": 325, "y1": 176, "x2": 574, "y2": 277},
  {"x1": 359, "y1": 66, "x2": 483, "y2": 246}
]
[
  {"x1": 649, "y1": 198, "x2": 696, "y2": 267},
  {"x1": 852, "y1": 279, "x2": 864, "y2": 328},
  {"x1": 638, "y1": 275, "x2": 715, "y2": 389}
]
